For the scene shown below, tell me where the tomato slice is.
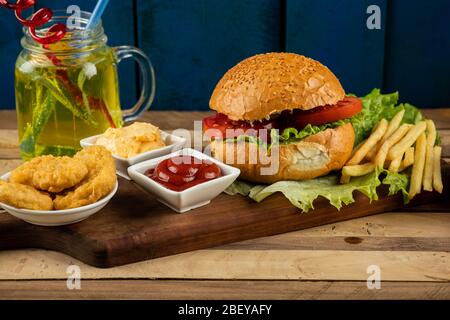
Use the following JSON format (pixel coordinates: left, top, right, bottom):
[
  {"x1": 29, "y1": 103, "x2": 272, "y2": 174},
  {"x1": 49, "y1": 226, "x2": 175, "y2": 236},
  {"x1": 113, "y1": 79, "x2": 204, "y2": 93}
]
[
  {"x1": 203, "y1": 114, "x2": 277, "y2": 139},
  {"x1": 203, "y1": 97, "x2": 362, "y2": 138},
  {"x1": 284, "y1": 97, "x2": 362, "y2": 128}
]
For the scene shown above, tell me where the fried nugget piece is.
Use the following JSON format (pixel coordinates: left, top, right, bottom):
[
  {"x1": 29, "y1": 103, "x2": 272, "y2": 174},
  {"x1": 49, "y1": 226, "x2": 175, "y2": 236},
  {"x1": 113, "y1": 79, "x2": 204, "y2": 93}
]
[
  {"x1": 53, "y1": 146, "x2": 116, "y2": 210},
  {"x1": 10, "y1": 155, "x2": 88, "y2": 193},
  {"x1": 0, "y1": 181, "x2": 53, "y2": 210}
]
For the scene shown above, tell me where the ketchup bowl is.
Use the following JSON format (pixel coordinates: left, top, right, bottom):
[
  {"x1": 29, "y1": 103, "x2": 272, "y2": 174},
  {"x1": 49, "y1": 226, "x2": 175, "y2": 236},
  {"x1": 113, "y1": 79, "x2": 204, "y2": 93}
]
[{"x1": 127, "y1": 148, "x2": 240, "y2": 213}]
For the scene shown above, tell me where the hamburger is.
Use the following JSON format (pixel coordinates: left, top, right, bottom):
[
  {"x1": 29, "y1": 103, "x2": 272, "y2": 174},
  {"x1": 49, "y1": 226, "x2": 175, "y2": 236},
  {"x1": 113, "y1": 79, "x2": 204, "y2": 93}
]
[{"x1": 203, "y1": 52, "x2": 362, "y2": 184}]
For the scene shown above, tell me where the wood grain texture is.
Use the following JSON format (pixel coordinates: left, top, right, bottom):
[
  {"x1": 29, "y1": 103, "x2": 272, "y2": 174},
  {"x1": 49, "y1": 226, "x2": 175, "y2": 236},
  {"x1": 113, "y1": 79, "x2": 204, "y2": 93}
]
[
  {"x1": 1, "y1": 280, "x2": 449, "y2": 300},
  {"x1": 0, "y1": 130, "x2": 19, "y2": 159},
  {"x1": 286, "y1": 0, "x2": 387, "y2": 96},
  {"x1": 0, "y1": 248, "x2": 448, "y2": 281},
  {"x1": 1, "y1": 212, "x2": 449, "y2": 283},
  {"x1": 0, "y1": 159, "x2": 22, "y2": 175},
  {"x1": 0, "y1": 170, "x2": 448, "y2": 268},
  {"x1": 136, "y1": 0, "x2": 281, "y2": 110}
]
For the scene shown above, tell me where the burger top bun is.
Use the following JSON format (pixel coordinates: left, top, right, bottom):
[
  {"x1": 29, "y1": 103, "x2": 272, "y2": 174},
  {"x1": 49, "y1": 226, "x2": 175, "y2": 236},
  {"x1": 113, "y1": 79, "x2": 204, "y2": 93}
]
[{"x1": 210, "y1": 52, "x2": 345, "y2": 121}]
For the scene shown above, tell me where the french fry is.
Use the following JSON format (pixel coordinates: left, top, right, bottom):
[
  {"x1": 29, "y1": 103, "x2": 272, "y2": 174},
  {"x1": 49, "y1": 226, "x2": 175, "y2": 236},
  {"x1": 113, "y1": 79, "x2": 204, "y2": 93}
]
[
  {"x1": 340, "y1": 163, "x2": 375, "y2": 184},
  {"x1": 340, "y1": 174, "x2": 350, "y2": 184},
  {"x1": 423, "y1": 145, "x2": 435, "y2": 191},
  {"x1": 423, "y1": 120, "x2": 437, "y2": 191},
  {"x1": 425, "y1": 120, "x2": 437, "y2": 146},
  {"x1": 399, "y1": 147, "x2": 414, "y2": 172},
  {"x1": 381, "y1": 109, "x2": 405, "y2": 145},
  {"x1": 365, "y1": 110, "x2": 405, "y2": 161},
  {"x1": 409, "y1": 133, "x2": 427, "y2": 199},
  {"x1": 374, "y1": 124, "x2": 411, "y2": 168},
  {"x1": 365, "y1": 146, "x2": 377, "y2": 161},
  {"x1": 387, "y1": 121, "x2": 427, "y2": 161},
  {"x1": 351, "y1": 139, "x2": 367, "y2": 158},
  {"x1": 433, "y1": 146, "x2": 443, "y2": 193},
  {"x1": 347, "y1": 119, "x2": 388, "y2": 165},
  {"x1": 388, "y1": 153, "x2": 403, "y2": 173},
  {"x1": 343, "y1": 163, "x2": 376, "y2": 176}
]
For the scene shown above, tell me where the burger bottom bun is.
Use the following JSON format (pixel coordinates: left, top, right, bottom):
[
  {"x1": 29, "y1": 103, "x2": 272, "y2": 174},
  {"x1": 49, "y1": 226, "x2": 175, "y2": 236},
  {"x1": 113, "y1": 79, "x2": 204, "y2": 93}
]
[{"x1": 210, "y1": 123, "x2": 355, "y2": 184}]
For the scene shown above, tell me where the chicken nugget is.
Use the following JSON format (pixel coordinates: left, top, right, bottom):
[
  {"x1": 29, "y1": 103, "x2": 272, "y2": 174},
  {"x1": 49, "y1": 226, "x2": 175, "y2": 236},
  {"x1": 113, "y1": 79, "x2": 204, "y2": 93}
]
[
  {"x1": 53, "y1": 146, "x2": 116, "y2": 210},
  {"x1": 10, "y1": 155, "x2": 88, "y2": 193},
  {"x1": 0, "y1": 181, "x2": 53, "y2": 211}
]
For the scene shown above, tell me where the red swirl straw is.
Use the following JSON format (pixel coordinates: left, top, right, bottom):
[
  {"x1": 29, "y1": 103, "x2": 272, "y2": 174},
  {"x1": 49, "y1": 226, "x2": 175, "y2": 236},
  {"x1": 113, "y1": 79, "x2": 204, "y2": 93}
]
[{"x1": 0, "y1": 0, "x2": 66, "y2": 44}]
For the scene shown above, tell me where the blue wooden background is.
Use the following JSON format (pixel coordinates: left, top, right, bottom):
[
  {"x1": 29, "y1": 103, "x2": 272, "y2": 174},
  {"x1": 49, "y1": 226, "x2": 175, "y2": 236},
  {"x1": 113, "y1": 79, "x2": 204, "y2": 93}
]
[{"x1": 1, "y1": 0, "x2": 449, "y2": 110}]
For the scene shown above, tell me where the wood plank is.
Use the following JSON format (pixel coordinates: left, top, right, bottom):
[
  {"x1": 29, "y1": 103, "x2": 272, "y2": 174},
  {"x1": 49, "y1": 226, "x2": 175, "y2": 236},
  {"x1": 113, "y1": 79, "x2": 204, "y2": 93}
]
[
  {"x1": 0, "y1": 248, "x2": 448, "y2": 281},
  {"x1": 286, "y1": 0, "x2": 387, "y2": 96},
  {"x1": 422, "y1": 109, "x2": 450, "y2": 129},
  {"x1": 0, "y1": 159, "x2": 22, "y2": 175},
  {"x1": 1, "y1": 212, "x2": 449, "y2": 281},
  {"x1": 437, "y1": 129, "x2": 450, "y2": 158},
  {"x1": 383, "y1": 0, "x2": 450, "y2": 107},
  {"x1": 0, "y1": 130, "x2": 19, "y2": 159},
  {"x1": 0, "y1": 111, "x2": 17, "y2": 129},
  {"x1": 0, "y1": 170, "x2": 447, "y2": 268},
  {"x1": 0, "y1": 280, "x2": 449, "y2": 300},
  {"x1": 36, "y1": 0, "x2": 138, "y2": 109},
  {"x1": 217, "y1": 236, "x2": 450, "y2": 252},
  {"x1": 136, "y1": 0, "x2": 282, "y2": 110}
]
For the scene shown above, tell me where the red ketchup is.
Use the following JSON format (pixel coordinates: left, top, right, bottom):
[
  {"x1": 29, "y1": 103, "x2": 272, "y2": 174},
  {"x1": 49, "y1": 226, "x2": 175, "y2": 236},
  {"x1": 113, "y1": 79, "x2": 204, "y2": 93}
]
[{"x1": 145, "y1": 156, "x2": 222, "y2": 192}]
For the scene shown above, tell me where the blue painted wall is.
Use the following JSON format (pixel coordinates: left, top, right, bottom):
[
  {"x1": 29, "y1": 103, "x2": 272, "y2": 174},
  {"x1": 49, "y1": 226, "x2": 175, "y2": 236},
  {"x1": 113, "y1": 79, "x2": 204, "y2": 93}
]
[
  {"x1": 286, "y1": 0, "x2": 387, "y2": 97},
  {"x1": 0, "y1": 0, "x2": 449, "y2": 110}
]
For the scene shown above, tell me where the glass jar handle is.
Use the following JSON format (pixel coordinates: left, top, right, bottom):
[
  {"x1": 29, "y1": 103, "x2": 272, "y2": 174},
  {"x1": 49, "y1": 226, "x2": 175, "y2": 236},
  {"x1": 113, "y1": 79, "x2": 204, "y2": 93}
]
[{"x1": 114, "y1": 46, "x2": 156, "y2": 123}]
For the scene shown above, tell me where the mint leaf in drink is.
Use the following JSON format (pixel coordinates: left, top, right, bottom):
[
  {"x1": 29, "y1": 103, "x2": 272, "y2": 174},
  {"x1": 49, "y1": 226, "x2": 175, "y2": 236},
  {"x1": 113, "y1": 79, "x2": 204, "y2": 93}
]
[{"x1": 39, "y1": 70, "x2": 97, "y2": 126}]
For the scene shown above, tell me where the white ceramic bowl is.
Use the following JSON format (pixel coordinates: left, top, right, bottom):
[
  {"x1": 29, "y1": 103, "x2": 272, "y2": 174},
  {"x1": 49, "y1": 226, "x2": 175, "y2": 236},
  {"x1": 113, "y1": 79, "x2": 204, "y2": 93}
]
[
  {"x1": 0, "y1": 173, "x2": 118, "y2": 226},
  {"x1": 127, "y1": 148, "x2": 240, "y2": 213},
  {"x1": 80, "y1": 129, "x2": 186, "y2": 180}
]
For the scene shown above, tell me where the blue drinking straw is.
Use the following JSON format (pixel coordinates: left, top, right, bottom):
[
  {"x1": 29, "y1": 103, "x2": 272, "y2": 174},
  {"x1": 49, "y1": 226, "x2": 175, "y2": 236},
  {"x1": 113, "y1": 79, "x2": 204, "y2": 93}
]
[{"x1": 86, "y1": 0, "x2": 110, "y2": 30}]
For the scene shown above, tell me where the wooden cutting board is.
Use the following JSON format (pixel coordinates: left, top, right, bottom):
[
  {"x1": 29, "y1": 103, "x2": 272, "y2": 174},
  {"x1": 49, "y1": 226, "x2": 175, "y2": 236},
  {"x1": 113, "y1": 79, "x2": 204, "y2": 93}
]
[{"x1": 0, "y1": 163, "x2": 448, "y2": 268}]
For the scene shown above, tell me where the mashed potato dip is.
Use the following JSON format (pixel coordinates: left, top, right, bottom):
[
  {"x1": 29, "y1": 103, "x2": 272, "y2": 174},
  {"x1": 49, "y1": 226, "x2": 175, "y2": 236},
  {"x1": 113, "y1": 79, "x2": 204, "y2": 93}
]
[{"x1": 96, "y1": 122, "x2": 165, "y2": 158}]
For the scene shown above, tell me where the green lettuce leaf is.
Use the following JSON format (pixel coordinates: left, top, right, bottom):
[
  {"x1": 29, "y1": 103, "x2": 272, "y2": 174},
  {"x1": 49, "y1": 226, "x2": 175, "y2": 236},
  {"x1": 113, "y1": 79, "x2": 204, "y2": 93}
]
[
  {"x1": 225, "y1": 169, "x2": 412, "y2": 213},
  {"x1": 277, "y1": 120, "x2": 347, "y2": 144},
  {"x1": 226, "y1": 170, "x2": 380, "y2": 212},
  {"x1": 224, "y1": 180, "x2": 254, "y2": 196},
  {"x1": 382, "y1": 170, "x2": 410, "y2": 204}
]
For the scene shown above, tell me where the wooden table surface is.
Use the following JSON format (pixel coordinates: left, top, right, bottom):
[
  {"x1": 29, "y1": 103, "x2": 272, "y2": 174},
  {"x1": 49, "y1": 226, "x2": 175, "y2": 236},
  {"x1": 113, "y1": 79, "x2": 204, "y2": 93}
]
[{"x1": 0, "y1": 110, "x2": 449, "y2": 300}]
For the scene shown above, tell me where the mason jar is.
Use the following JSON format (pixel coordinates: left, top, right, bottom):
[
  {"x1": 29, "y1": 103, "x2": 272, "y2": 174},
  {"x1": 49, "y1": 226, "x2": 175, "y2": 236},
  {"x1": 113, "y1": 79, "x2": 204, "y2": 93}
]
[{"x1": 15, "y1": 10, "x2": 155, "y2": 160}]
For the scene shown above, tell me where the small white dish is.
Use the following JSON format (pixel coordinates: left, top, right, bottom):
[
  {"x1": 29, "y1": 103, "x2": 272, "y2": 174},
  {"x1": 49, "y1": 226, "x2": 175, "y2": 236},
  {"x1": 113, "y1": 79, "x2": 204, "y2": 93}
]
[
  {"x1": 80, "y1": 130, "x2": 186, "y2": 180},
  {"x1": 0, "y1": 173, "x2": 118, "y2": 226},
  {"x1": 127, "y1": 148, "x2": 240, "y2": 213}
]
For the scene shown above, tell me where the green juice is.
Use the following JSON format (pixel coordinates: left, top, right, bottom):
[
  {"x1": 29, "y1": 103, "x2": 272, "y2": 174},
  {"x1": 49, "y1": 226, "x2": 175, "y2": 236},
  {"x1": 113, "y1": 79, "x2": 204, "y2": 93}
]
[{"x1": 15, "y1": 46, "x2": 123, "y2": 160}]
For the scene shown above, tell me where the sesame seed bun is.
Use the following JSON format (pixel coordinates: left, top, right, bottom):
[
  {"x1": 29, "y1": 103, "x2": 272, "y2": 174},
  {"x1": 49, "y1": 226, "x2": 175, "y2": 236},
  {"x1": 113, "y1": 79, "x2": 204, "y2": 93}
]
[{"x1": 210, "y1": 52, "x2": 345, "y2": 121}]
